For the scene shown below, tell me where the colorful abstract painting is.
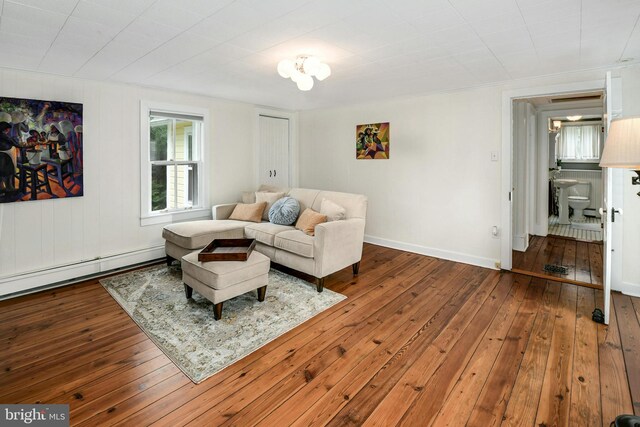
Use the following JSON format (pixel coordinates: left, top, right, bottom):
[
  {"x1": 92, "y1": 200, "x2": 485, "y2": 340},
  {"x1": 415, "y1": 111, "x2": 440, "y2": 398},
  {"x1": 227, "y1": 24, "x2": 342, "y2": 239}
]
[
  {"x1": 356, "y1": 122, "x2": 389, "y2": 159},
  {"x1": 0, "y1": 96, "x2": 83, "y2": 203}
]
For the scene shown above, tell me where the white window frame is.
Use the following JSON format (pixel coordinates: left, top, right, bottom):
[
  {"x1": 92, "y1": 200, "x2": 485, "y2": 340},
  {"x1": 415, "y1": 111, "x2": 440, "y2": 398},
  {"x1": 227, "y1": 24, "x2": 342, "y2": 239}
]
[{"x1": 140, "y1": 101, "x2": 210, "y2": 226}]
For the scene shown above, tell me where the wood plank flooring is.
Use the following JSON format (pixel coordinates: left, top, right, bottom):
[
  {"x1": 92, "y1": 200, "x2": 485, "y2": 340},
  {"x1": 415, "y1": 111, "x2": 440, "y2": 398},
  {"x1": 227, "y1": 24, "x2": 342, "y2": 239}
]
[
  {"x1": 0, "y1": 244, "x2": 637, "y2": 426},
  {"x1": 513, "y1": 235, "x2": 604, "y2": 289}
]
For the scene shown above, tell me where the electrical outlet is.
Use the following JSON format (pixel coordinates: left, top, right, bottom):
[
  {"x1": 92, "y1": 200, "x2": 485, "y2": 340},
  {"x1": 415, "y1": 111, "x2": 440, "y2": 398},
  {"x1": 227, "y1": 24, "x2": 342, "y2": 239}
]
[{"x1": 495, "y1": 261, "x2": 501, "y2": 269}]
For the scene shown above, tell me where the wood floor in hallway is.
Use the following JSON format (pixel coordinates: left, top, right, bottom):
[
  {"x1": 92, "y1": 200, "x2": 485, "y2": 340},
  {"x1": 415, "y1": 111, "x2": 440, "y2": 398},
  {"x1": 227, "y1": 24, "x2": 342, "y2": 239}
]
[
  {"x1": 0, "y1": 244, "x2": 637, "y2": 426},
  {"x1": 513, "y1": 235, "x2": 604, "y2": 289}
]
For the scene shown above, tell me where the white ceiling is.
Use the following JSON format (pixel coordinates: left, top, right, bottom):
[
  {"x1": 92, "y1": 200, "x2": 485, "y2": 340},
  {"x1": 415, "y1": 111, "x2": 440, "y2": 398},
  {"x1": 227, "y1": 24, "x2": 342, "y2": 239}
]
[{"x1": 0, "y1": 0, "x2": 639, "y2": 110}]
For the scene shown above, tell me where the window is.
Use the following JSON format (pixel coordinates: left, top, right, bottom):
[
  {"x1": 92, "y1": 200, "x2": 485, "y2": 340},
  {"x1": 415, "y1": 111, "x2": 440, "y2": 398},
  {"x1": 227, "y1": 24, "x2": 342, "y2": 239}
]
[
  {"x1": 141, "y1": 102, "x2": 208, "y2": 225},
  {"x1": 556, "y1": 123, "x2": 602, "y2": 162}
]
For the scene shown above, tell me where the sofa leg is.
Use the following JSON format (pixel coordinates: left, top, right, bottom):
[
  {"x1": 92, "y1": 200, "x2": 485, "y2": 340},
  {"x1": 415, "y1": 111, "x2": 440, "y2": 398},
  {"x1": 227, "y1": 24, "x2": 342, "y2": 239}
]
[
  {"x1": 213, "y1": 302, "x2": 223, "y2": 321},
  {"x1": 316, "y1": 277, "x2": 324, "y2": 293},
  {"x1": 166, "y1": 255, "x2": 175, "y2": 267},
  {"x1": 184, "y1": 284, "x2": 193, "y2": 299},
  {"x1": 352, "y1": 261, "x2": 360, "y2": 275},
  {"x1": 257, "y1": 286, "x2": 267, "y2": 302}
]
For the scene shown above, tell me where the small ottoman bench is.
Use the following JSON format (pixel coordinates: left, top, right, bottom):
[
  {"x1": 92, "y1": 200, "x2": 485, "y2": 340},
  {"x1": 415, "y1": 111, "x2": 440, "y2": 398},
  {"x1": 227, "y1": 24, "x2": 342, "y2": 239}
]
[
  {"x1": 181, "y1": 250, "x2": 271, "y2": 320},
  {"x1": 163, "y1": 220, "x2": 248, "y2": 266}
]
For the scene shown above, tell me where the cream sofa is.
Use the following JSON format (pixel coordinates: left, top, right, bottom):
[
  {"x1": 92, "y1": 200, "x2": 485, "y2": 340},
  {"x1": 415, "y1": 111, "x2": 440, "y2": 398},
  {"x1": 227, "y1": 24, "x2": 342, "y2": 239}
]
[{"x1": 162, "y1": 186, "x2": 368, "y2": 292}]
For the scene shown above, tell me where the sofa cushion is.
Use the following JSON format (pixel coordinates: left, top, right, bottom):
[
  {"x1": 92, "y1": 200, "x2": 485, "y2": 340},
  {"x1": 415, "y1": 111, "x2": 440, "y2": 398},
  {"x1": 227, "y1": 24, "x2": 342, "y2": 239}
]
[
  {"x1": 274, "y1": 230, "x2": 314, "y2": 258},
  {"x1": 320, "y1": 198, "x2": 346, "y2": 221},
  {"x1": 162, "y1": 220, "x2": 249, "y2": 250},
  {"x1": 287, "y1": 188, "x2": 320, "y2": 213},
  {"x1": 229, "y1": 202, "x2": 267, "y2": 223},
  {"x1": 255, "y1": 191, "x2": 285, "y2": 220},
  {"x1": 295, "y1": 208, "x2": 327, "y2": 236},
  {"x1": 181, "y1": 250, "x2": 270, "y2": 290},
  {"x1": 269, "y1": 196, "x2": 300, "y2": 225},
  {"x1": 244, "y1": 222, "x2": 295, "y2": 246}
]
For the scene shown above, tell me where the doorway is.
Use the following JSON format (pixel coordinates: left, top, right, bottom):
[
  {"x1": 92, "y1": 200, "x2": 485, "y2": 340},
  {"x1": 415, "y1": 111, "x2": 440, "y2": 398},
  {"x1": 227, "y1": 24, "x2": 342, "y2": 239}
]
[{"x1": 509, "y1": 92, "x2": 605, "y2": 286}]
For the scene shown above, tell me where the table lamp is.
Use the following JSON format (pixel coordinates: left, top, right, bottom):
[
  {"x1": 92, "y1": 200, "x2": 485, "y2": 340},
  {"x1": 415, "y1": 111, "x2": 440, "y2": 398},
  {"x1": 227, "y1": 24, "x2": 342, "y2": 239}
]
[{"x1": 600, "y1": 117, "x2": 640, "y2": 196}]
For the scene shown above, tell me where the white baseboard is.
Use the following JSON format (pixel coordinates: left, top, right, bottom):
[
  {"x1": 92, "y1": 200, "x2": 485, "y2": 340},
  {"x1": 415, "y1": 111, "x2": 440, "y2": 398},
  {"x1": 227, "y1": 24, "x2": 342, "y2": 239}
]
[
  {"x1": 364, "y1": 235, "x2": 499, "y2": 270},
  {"x1": 0, "y1": 245, "x2": 166, "y2": 299},
  {"x1": 615, "y1": 281, "x2": 640, "y2": 298}
]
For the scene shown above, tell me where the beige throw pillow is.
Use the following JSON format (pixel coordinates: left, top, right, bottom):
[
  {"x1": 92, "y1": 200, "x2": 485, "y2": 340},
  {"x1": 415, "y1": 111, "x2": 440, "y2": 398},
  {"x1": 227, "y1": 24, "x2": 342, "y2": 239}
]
[
  {"x1": 295, "y1": 208, "x2": 327, "y2": 236},
  {"x1": 229, "y1": 202, "x2": 267, "y2": 223},
  {"x1": 255, "y1": 191, "x2": 285, "y2": 221},
  {"x1": 320, "y1": 198, "x2": 346, "y2": 221}
]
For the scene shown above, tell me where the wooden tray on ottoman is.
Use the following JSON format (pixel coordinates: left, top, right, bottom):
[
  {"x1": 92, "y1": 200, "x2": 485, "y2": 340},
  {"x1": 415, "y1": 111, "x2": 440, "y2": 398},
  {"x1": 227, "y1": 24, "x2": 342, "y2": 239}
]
[{"x1": 198, "y1": 238, "x2": 256, "y2": 262}]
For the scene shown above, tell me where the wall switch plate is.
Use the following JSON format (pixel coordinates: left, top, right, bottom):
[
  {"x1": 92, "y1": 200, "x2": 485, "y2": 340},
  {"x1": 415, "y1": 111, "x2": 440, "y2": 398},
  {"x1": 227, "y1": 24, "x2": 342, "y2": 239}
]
[
  {"x1": 492, "y1": 225, "x2": 500, "y2": 238},
  {"x1": 491, "y1": 151, "x2": 499, "y2": 161}
]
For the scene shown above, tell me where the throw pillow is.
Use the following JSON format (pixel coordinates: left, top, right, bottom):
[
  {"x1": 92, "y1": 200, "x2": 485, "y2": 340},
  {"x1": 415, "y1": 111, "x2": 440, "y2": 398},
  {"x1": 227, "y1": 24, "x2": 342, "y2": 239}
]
[
  {"x1": 269, "y1": 196, "x2": 300, "y2": 225},
  {"x1": 255, "y1": 191, "x2": 285, "y2": 220},
  {"x1": 320, "y1": 198, "x2": 346, "y2": 221},
  {"x1": 229, "y1": 202, "x2": 267, "y2": 223},
  {"x1": 295, "y1": 208, "x2": 327, "y2": 236}
]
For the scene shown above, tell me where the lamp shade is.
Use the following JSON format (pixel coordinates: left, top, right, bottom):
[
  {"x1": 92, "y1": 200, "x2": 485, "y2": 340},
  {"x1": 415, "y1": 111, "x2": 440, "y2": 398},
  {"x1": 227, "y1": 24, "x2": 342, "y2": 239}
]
[{"x1": 600, "y1": 117, "x2": 640, "y2": 169}]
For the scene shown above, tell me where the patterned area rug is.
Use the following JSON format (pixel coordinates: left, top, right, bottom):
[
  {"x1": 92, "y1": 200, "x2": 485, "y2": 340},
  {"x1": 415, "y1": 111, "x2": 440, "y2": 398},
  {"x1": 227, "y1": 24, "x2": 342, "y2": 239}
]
[{"x1": 100, "y1": 265, "x2": 346, "y2": 383}]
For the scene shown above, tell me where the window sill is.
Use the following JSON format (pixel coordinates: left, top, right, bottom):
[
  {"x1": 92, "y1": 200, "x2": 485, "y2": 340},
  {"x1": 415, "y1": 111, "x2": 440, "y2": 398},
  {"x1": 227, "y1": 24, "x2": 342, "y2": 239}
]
[{"x1": 140, "y1": 208, "x2": 211, "y2": 227}]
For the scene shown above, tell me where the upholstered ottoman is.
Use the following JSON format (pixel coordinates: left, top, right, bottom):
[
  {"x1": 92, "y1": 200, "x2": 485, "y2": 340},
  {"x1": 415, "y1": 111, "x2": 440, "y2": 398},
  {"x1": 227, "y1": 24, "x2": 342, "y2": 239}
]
[
  {"x1": 163, "y1": 220, "x2": 249, "y2": 265},
  {"x1": 181, "y1": 250, "x2": 271, "y2": 320}
]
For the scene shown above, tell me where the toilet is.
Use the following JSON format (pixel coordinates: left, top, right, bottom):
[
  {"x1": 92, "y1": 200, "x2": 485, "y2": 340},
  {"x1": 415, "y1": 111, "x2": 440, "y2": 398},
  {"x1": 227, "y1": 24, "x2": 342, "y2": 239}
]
[{"x1": 567, "y1": 181, "x2": 591, "y2": 221}]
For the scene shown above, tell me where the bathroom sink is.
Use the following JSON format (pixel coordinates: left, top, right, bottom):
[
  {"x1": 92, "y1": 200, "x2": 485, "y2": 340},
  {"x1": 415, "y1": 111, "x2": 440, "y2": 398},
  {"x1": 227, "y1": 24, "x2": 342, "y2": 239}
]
[
  {"x1": 553, "y1": 179, "x2": 578, "y2": 188},
  {"x1": 553, "y1": 179, "x2": 578, "y2": 225}
]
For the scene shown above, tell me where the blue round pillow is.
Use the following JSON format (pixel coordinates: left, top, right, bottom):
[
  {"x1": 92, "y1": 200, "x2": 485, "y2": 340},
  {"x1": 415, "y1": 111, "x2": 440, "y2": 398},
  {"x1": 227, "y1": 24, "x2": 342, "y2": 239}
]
[{"x1": 268, "y1": 196, "x2": 300, "y2": 225}]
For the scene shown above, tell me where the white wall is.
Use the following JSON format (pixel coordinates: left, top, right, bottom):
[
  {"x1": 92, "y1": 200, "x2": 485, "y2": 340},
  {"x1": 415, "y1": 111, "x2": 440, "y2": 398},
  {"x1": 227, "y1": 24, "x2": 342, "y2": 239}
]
[
  {"x1": 298, "y1": 69, "x2": 626, "y2": 269},
  {"x1": 0, "y1": 69, "x2": 257, "y2": 296},
  {"x1": 619, "y1": 67, "x2": 640, "y2": 296},
  {"x1": 299, "y1": 86, "x2": 503, "y2": 268}
]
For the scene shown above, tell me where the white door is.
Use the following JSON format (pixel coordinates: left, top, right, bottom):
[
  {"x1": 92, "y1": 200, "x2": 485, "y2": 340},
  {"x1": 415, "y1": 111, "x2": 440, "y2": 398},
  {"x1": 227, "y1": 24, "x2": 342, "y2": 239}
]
[
  {"x1": 600, "y1": 71, "x2": 623, "y2": 324},
  {"x1": 259, "y1": 115, "x2": 289, "y2": 187}
]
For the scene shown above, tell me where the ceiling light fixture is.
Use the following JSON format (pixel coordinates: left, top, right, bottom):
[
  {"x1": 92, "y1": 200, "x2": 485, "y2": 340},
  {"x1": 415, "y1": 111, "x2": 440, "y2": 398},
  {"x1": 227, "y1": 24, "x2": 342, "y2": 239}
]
[
  {"x1": 566, "y1": 115, "x2": 583, "y2": 121},
  {"x1": 277, "y1": 56, "x2": 331, "y2": 91}
]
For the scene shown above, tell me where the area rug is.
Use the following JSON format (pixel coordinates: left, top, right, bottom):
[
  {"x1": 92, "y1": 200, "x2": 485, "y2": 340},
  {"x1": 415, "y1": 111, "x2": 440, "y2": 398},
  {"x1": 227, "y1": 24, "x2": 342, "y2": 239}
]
[{"x1": 100, "y1": 265, "x2": 346, "y2": 383}]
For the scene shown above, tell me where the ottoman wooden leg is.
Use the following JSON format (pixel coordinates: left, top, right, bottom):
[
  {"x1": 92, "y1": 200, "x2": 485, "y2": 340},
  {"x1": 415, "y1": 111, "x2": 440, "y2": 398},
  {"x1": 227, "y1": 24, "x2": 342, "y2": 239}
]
[
  {"x1": 166, "y1": 255, "x2": 175, "y2": 267},
  {"x1": 316, "y1": 277, "x2": 324, "y2": 293},
  {"x1": 213, "y1": 302, "x2": 223, "y2": 321},
  {"x1": 257, "y1": 286, "x2": 267, "y2": 302},
  {"x1": 184, "y1": 284, "x2": 193, "y2": 299}
]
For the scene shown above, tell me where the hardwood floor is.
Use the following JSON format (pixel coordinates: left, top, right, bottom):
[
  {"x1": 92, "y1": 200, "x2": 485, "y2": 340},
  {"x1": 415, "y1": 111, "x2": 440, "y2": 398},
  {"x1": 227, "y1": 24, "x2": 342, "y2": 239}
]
[
  {"x1": 1, "y1": 243, "x2": 637, "y2": 426},
  {"x1": 512, "y1": 235, "x2": 604, "y2": 289}
]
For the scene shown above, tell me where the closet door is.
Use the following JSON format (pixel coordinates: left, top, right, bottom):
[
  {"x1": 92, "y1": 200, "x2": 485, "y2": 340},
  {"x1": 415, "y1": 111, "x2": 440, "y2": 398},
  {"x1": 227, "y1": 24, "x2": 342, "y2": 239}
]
[{"x1": 259, "y1": 115, "x2": 289, "y2": 187}]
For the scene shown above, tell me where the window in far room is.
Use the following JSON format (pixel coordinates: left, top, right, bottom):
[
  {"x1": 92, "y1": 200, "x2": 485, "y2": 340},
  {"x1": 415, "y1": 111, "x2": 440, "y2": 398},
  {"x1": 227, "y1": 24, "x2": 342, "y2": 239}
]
[
  {"x1": 141, "y1": 102, "x2": 208, "y2": 225},
  {"x1": 556, "y1": 122, "x2": 602, "y2": 162}
]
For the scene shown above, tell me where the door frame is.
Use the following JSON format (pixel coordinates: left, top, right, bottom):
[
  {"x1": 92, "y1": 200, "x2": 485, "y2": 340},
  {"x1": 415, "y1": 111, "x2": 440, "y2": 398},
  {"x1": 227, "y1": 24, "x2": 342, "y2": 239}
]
[
  {"x1": 500, "y1": 79, "x2": 605, "y2": 270},
  {"x1": 254, "y1": 108, "x2": 299, "y2": 189},
  {"x1": 532, "y1": 106, "x2": 604, "y2": 238}
]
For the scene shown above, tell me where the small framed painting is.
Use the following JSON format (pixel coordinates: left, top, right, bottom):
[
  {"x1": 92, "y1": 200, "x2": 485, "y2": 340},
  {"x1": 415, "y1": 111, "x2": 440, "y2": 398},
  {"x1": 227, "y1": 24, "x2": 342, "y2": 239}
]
[{"x1": 356, "y1": 122, "x2": 389, "y2": 159}]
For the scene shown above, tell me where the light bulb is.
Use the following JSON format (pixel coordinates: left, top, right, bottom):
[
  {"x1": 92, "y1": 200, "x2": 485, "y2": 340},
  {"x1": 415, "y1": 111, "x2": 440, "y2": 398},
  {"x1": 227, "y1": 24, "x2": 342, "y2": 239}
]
[
  {"x1": 290, "y1": 68, "x2": 303, "y2": 83},
  {"x1": 567, "y1": 115, "x2": 582, "y2": 121},
  {"x1": 315, "y1": 63, "x2": 331, "y2": 81},
  {"x1": 296, "y1": 74, "x2": 314, "y2": 91},
  {"x1": 277, "y1": 59, "x2": 294, "y2": 78},
  {"x1": 303, "y1": 56, "x2": 321, "y2": 75}
]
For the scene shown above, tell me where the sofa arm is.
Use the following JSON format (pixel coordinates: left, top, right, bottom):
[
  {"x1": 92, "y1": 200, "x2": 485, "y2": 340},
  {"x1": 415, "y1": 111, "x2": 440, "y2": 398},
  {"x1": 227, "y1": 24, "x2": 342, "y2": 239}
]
[
  {"x1": 212, "y1": 203, "x2": 237, "y2": 220},
  {"x1": 313, "y1": 218, "x2": 366, "y2": 278}
]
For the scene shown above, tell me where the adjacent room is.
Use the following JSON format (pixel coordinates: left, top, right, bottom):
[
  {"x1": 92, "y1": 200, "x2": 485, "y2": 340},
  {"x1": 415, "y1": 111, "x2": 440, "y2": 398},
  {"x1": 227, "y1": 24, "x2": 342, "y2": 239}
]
[{"x1": 1, "y1": 1, "x2": 640, "y2": 426}]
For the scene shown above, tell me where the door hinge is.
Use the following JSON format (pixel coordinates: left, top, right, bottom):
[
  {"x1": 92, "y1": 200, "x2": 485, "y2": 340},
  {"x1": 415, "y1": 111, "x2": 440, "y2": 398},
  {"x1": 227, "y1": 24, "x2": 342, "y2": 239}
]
[{"x1": 509, "y1": 192, "x2": 512, "y2": 201}]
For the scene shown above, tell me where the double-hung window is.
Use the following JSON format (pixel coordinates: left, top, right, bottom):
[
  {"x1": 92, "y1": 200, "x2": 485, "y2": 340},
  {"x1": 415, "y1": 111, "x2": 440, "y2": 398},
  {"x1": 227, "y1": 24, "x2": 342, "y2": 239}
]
[
  {"x1": 556, "y1": 123, "x2": 602, "y2": 162},
  {"x1": 141, "y1": 102, "x2": 208, "y2": 225}
]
